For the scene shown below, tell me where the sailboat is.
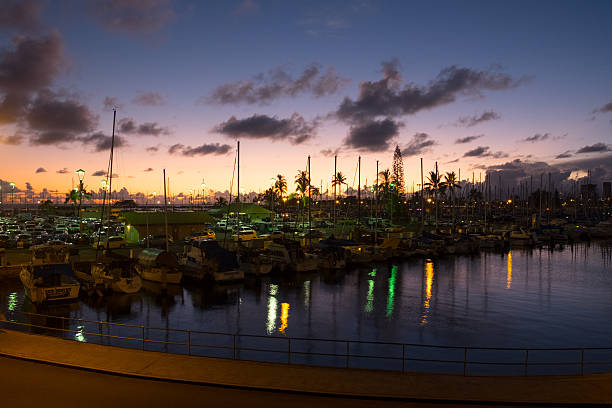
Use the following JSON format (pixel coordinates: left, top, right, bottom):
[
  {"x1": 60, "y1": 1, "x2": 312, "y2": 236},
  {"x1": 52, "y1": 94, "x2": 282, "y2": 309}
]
[{"x1": 72, "y1": 109, "x2": 142, "y2": 295}]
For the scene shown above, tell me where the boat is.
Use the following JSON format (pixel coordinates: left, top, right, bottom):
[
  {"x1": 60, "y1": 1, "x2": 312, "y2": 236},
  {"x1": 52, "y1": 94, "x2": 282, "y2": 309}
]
[
  {"x1": 20, "y1": 243, "x2": 80, "y2": 303},
  {"x1": 135, "y1": 248, "x2": 182, "y2": 284},
  {"x1": 508, "y1": 228, "x2": 535, "y2": 246},
  {"x1": 236, "y1": 245, "x2": 273, "y2": 276},
  {"x1": 262, "y1": 239, "x2": 318, "y2": 272},
  {"x1": 180, "y1": 239, "x2": 245, "y2": 282}
]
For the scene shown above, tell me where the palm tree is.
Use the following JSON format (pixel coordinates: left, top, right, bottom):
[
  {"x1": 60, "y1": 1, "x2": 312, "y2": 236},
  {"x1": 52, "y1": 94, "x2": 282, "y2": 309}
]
[
  {"x1": 295, "y1": 170, "x2": 309, "y2": 223},
  {"x1": 274, "y1": 174, "x2": 287, "y2": 201},
  {"x1": 332, "y1": 171, "x2": 347, "y2": 197},
  {"x1": 215, "y1": 196, "x2": 227, "y2": 206},
  {"x1": 441, "y1": 171, "x2": 461, "y2": 232},
  {"x1": 65, "y1": 188, "x2": 91, "y2": 216},
  {"x1": 424, "y1": 165, "x2": 445, "y2": 231}
]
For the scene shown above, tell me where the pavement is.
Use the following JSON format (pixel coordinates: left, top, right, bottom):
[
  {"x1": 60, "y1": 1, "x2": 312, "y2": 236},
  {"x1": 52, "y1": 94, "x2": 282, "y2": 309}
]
[{"x1": 1, "y1": 328, "x2": 612, "y2": 406}]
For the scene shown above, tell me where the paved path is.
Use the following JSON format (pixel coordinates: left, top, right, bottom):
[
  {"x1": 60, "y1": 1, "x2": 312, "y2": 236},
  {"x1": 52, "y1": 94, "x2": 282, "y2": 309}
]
[{"x1": 1, "y1": 328, "x2": 611, "y2": 406}]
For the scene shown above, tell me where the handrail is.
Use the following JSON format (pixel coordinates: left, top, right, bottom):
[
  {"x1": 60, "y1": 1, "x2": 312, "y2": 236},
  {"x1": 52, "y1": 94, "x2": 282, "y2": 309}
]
[{"x1": 3, "y1": 309, "x2": 609, "y2": 376}]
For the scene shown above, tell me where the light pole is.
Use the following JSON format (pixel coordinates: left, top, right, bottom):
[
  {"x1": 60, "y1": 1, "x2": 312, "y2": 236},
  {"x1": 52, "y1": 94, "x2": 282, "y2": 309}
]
[
  {"x1": 9, "y1": 182, "x2": 15, "y2": 210},
  {"x1": 76, "y1": 169, "x2": 85, "y2": 230},
  {"x1": 201, "y1": 181, "x2": 206, "y2": 206}
]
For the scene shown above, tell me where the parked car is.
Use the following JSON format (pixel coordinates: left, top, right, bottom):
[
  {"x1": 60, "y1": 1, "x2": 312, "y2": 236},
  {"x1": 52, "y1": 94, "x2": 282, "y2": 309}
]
[
  {"x1": 184, "y1": 230, "x2": 216, "y2": 243},
  {"x1": 232, "y1": 228, "x2": 258, "y2": 241},
  {"x1": 93, "y1": 236, "x2": 127, "y2": 249},
  {"x1": 0, "y1": 234, "x2": 14, "y2": 248},
  {"x1": 15, "y1": 233, "x2": 32, "y2": 248},
  {"x1": 139, "y1": 234, "x2": 173, "y2": 248}
]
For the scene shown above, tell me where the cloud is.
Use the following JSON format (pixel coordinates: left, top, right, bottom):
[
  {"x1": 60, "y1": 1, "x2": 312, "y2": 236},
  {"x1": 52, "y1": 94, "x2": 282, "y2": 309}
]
[
  {"x1": 401, "y1": 132, "x2": 437, "y2": 157},
  {"x1": 91, "y1": 170, "x2": 107, "y2": 177},
  {"x1": 132, "y1": 91, "x2": 165, "y2": 106},
  {"x1": 89, "y1": 0, "x2": 176, "y2": 33},
  {"x1": 117, "y1": 117, "x2": 169, "y2": 136},
  {"x1": 555, "y1": 151, "x2": 573, "y2": 159},
  {"x1": 576, "y1": 142, "x2": 611, "y2": 154},
  {"x1": 455, "y1": 110, "x2": 501, "y2": 127},
  {"x1": 169, "y1": 142, "x2": 232, "y2": 157},
  {"x1": 35, "y1": 167, "x2": 46, "y2": 173},
  {"x1": 214, "y1": 113, "x2": 316, "y2": 144},
  {"x1": 455, "y1": 134, "x2": 483, "y2": 144},
  {"x1": 0, "y1": 31, "x2": 66, "y2": 124},
  {"x1": 320, "y1": 147, "x2": 340, "y2": 157},
  {"x1": 143, "y1": 167, "x2": 154, "y2": 172},
  {"x1": 522, "y1": 132, "x2": 550, "y2": 143},
  {"x1": 0, "y1": 0, "x2": 44, "y2": 31},
  {"x1": 593, "y1": 101, "x2": 612, "y2": 114},
  {"x1": 146, "y1": 145, "x2": 159, "y2": 153},
  {"x1": 463, "y1": 146, "x2": 508, "y2": 158},
  {"x1": 336, "y1": 60, "x2": 527, "y2": 125},
  {"x1": 103, "y1": 96, "x2": 121, "y2": 111},
  {"x1": 0, "y1": 133, "x2": 24, "y2": 145},
  {"x1": 344, "y1": 118, "x2": 400, "y2": 152},
  {"x1": 79, "y1": 131, "x2": 127, "y2": 151},
  {"x1": 234, "y1": 0, "x2": 259, "y2": 15},
  {"x1": 206, "y1": 63, "x2": 349, "y2": 105},
  {"x1": 26, "y1": 90, "x2": 98, "y2": 145},
  {"x1": 56, "y1": 168, "x2": 68, "y2": 174}
]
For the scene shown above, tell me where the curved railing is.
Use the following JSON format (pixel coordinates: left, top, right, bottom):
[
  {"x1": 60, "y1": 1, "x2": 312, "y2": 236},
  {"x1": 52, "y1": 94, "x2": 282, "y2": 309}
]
[{"x1": 3, "y1": 309, "x2": 612, "y2": 376}]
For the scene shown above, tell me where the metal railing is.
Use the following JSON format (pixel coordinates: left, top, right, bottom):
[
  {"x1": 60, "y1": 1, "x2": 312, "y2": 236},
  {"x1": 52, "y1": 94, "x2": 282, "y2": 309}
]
[{"x1": 3, "y1": 309, "x2": 612, "y2": 376}]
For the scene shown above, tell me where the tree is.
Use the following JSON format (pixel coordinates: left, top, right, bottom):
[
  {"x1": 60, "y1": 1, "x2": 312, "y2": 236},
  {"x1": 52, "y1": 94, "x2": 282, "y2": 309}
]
[
  {"x1": 274, "y1": 174, "x2": 287, "y2": 201},
  {"x1": 392, "y1": 145, "x2": 405, "y2": 195},
  {"x1": 295, "y1": 170, "x2": 309, "y2": 222},
  {"x1": 424, "y1": 164, "x2": 445, "y2": 231},
  {"x1": 65, "y1": 188, "x2": 91, "y2": 216},
  {"x1": 332, "y1": 171, "x2": 347, "y2": 198},
  {"x1": 441, "y1": 171, "x2": 461, "y2": 232},
  {"x1": 38, "y1": 199, "x2": 53, "y2": 216},
  {"x1": 215, "y1": 196, "x2": 227, "y2": 206}
]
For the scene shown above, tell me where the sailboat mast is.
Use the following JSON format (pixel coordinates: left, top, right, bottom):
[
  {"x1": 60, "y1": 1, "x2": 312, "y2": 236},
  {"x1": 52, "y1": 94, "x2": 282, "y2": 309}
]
[
  {"x1": 108, "y1": 109, "x2": 116, "y2": 207},
  {"x1": 357, "y1": 156, "x2": 361, "y2": 225},
  {"x1": 307, "y1": 155, "x2": 311, "y2": 247},
  {"x1": 163, "y1": 169, "x2": 169, "y2": 253}
]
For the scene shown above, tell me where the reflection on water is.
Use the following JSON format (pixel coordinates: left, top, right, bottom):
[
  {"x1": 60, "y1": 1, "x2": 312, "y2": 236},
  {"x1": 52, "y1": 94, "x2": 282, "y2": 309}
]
[
  {"x1": 3, "y1": 243, "x2": 612, "y2": 348},
  {"x1": 507, "y1": 251, "x2": 512, "y2": 289},
  {"x1": 421, "y1": 259, "x2": 434, "y2": 325}
]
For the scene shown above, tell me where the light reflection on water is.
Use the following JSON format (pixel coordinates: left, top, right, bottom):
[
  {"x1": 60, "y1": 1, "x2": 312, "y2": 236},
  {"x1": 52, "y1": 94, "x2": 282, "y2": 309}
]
[{"x1": 2, "y1": 242, "x2": 612, "y2": 348}]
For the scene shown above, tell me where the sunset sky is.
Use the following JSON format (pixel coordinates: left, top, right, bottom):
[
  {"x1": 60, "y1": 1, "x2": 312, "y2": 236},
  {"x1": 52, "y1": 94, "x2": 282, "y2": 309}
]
[{"x1": 1, "y1": 0, "x2": 611, "y2": 198}]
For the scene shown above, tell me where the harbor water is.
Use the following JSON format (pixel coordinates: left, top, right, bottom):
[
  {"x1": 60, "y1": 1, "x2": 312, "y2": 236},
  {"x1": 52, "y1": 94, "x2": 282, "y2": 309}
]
[{"x1": 2, "y1": 242, "x2": 612, "y2": 373}]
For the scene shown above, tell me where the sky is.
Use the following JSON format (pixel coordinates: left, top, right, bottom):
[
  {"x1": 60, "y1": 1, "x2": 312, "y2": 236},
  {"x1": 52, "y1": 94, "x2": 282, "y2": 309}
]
[{"x1": 1, "y1": 0, "x2": 611, "y2": 199}]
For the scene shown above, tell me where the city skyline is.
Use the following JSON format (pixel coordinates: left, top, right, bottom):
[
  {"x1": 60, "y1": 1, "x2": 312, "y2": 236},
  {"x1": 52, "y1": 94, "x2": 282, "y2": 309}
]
[{"x1": 1, "y1": 0, "x2": 611, "y2": 198}]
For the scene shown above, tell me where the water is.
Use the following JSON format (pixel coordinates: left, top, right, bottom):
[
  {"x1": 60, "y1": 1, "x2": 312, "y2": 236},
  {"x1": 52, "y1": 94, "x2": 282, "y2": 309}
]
[{"x1": 2, "y1": 242, "x2": 612, "y2": 373}]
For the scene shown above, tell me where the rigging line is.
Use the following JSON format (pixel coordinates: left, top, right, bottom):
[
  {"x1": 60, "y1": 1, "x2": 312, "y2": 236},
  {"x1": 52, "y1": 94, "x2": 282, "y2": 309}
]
[{"x1": 223, "y1": 150, "x2": 238, "y2": 246}]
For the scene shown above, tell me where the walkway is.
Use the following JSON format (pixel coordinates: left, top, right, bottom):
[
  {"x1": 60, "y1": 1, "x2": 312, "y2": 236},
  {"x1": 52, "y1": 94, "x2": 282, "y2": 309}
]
[{"x1": 0, "y1": 328, "x2": 611, "y2": 406}]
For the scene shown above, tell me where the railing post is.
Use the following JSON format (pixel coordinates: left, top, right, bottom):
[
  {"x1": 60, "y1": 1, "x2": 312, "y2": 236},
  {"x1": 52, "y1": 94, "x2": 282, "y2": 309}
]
[
  {"x1": 188, "y1": 330, "x2": 191, "y2": 356},
  {"x1": 402, "y1": 344, "x2": 405, "y2": 373},
  {"x1": 288, "y1": 338, "x2": 291, "y2": 364},
  {"x1": 463, "y1": 347, "x2": 468, "y2": 376},
  {"x1": 346, "y1": 341, "x2": 350, "y2": 368},
  {"x1": 141, "y1": 326, "x2": 145, "y2": 350},
  {"x1": 524, "y1": 349, "x2": 529, "y2": 376},
  {"x1": 581, "y1": 348, "x2": 584, "y2": 375},
  {"x1": 233, "y1": 334, "x2": 236, "y2": 359}
]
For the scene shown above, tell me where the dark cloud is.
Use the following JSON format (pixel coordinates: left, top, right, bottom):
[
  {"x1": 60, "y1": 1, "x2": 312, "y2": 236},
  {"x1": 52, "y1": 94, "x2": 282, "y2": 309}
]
[
  {"x1": 132, "y1": 92, "x2": 165, "y2": 106},
  {"x1": 336, "y1": 60, "x2": 527, "y2": 124},
  {"x1": 143, "y1": 167, "x2": 154, "y2": 172},
  {"x1": 118, "y1": 117, "x2": 169, "y2": 136},
  {"x1": 91, "y1": 170, "x2": 107, "y2": 177},
  {"x1": 522, "y1": 133, "x2": 550, "y2": 143},
  {"x1": 146, "y1": 145, "x2": 159, "y2": 153},
  {"x1": 89, "y1": 0, "x2": 176, "y2": 33},
  {"x1": 56, "y1": 168, "x2": 68, "y2": 174},
  {"x1": 593, "y1": 101, "x2": 612, "y2": 114},
  {"x1": 455, "y1": 134, "x2": 483, "y2": 144},
  {"x1": 0, "y1": 31, "x2": 65, "y2": 124},
  {"x1": 206, "y1": 63, "x2": 349, "y2": 105},
  {"x1": 35, "y1": 167, "x2": 46, "y2": 173},
  {"x1": 446, "y1": 158, "x2": 459, "y2": 164},
  {"x1": 463, "y1": 146, "x2": 508, "y2": 158},
  {"x1": 103, "y1": 96, "x2": 121, "y2": 111},
  {"x1": 0, "y1": 133, "x2": 24, "y2": 145},
  {"x1": 320, "y1": 148, "x2": 340, "y2": 157},
  {"x1": 401, "y1": 132, "x2": 437, "y2": 157},
  {"x1": 214, "y1": 113, "x2": 316, "y2": 144},
  {"x1": 576, "y1": 142, "x2": 611, "y2": 154},
  {"x1": 26, "y1": 91, "x2": 98, "y2": 145},
  {"x1": 555, "y1": 151, "x2": 573, "y2": 159},
  {"x1": 0, "y1": 0, "x2": 43, "y2": 31},
  {"x1": 344, "y1": 118, "x2": 400, "y2": 152},
  {"x1": 455, "y1": 110, "x2": 500, "y2": 127},
  {"x1": 169, "y1": 143, "x2": 232, "y2": 157},
  {"x1": 79, "y1": 132, "x2": 127, "y2": 152}
]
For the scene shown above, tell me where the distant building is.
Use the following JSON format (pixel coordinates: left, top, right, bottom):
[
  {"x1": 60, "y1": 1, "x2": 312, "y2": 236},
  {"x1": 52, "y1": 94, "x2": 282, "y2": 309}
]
[
  {"x1": 603, "y1": 182, "x2": 611, "y2": 199},
  {"x1": 580, "y1": 183, "x2": 598, "y2": 201}
]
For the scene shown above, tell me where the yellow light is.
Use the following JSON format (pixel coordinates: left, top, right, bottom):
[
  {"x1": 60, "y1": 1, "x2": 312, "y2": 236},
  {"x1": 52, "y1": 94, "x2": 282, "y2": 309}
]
[
  {"x1": 507, "y1": 250, "x2": 512, "y2": 289},
  {"x1": 279, "y1": 302, "x2": 290, "y2": 333},
  {"x1": 421, "y1": 259, "x2": 434, "y2": 325},
  {"x1": 507, "y1": 199, "x2": 512, "y2": 204},
  {"x1": 426, "y1": 198, "x2": 432, "y2": 203}
]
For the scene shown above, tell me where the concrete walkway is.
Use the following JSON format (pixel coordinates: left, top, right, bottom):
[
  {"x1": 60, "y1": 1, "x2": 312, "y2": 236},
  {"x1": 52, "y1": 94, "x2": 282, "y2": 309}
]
[{"x1": 1, "y1": 328, "x2": 611, "y2": 405}]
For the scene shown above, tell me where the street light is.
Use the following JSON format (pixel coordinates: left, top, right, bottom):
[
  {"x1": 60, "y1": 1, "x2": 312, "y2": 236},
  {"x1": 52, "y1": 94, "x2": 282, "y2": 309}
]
[
  {"x1": 9, "y1": 182, "x2": 15, "y2": 208},
  {"x1": 76, "y1": 169, "x2": 85, "y2": 230}
]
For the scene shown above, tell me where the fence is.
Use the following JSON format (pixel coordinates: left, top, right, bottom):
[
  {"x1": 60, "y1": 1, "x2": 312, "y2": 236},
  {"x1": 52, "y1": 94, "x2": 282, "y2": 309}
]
[{"x1": 4, "y1": 309, "x2": 612, "y2": 376}]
